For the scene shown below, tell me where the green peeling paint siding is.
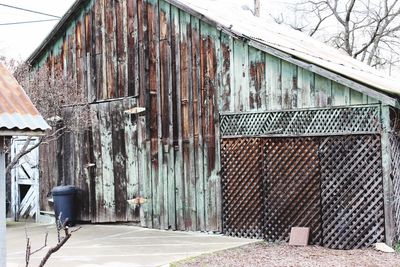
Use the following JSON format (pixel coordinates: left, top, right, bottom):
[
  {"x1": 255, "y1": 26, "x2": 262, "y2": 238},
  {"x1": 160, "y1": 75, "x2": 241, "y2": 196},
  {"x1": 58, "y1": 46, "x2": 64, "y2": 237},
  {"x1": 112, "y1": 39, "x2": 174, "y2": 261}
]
[{"x1": 32, "y1": 0, "x2": 387, "y2": 232}]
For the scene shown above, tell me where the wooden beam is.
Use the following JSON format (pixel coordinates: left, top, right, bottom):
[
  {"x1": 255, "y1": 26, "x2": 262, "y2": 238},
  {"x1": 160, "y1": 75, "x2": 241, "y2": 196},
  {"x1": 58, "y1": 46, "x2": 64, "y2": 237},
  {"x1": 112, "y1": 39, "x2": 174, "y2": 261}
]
[
  {"x1": 381, "y1": 105, "x2": 395, "y2": 247},
  {"x1": 248, "y1": 40, "x2": 399, "y2": 108},
  {"x1": 0, "y1": 130, "x2": 46, "y2": 137},
  {"x1": 0, "y1": 136, "x2": 6, "y2": 267}
]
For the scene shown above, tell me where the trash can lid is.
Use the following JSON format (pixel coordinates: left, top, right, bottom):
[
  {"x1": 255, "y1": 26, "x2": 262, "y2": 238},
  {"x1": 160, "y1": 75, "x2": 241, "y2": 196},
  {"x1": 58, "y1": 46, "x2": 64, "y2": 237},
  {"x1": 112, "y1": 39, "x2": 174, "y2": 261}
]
[{"x1": 52, "y1": 185, "x2": 77, "y2": 196}]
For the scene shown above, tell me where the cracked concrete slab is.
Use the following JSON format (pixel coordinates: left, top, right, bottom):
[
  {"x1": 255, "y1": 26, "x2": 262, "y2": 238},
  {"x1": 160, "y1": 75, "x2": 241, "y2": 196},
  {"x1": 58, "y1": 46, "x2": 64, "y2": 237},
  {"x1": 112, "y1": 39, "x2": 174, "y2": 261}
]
[{"x1": 7, "y1": 223, "x2": 256, "y2": 267}]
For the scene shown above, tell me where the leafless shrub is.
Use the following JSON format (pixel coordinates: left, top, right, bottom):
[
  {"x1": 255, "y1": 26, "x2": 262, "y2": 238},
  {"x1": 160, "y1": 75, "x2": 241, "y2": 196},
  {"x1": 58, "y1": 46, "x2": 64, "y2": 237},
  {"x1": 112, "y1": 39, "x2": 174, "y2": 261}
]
[
  {"x1": 25, "y1": 214, "x2": 81, "y2": 267},
  {"x1": 0, "y1": 57, "x2": 91, "y2": 177}
]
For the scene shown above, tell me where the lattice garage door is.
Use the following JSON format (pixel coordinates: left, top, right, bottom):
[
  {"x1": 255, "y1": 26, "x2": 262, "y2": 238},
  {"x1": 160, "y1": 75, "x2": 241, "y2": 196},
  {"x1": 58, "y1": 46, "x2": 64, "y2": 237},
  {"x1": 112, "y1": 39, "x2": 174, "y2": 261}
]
[
  {"x1": 221, "y1": 138, "x2": 264, "y2": 238},
  {"x1": 264, "y1": 138, "x2": 322, "y2": 245},
  {"x1": 319, "y1": 135, "x2": 385, "y2": 249},
  {"x1": 220, "y1": 105, "x2": 386, "y2": 249}
]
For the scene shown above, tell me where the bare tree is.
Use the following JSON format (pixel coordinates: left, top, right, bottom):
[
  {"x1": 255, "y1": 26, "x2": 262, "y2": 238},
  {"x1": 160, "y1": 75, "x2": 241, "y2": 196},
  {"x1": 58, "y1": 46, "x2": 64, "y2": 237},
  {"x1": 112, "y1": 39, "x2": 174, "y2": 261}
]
[
  {"x1": 25, "y1": 215, "x2": 81, "y2": 266},
  {"x1": 1, "y1": 58, "x2": 90, "y2": 183},
  {"x1": 272, "y1": 0, "x2": 400, "y2": 71}
]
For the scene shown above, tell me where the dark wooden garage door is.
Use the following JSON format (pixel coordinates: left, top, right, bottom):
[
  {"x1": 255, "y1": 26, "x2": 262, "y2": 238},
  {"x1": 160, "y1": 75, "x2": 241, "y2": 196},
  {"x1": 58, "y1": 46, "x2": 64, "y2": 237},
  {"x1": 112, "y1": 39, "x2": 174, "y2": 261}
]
[
  {"x1": 221, "y1": 138, "x2": 264, "y2": 238},
  {"x1": 319, "y1": 135, "x2": 385, "y2": 249},
  {"x1": 264, "y1": 137, "x2": 322, "y2": 245}
]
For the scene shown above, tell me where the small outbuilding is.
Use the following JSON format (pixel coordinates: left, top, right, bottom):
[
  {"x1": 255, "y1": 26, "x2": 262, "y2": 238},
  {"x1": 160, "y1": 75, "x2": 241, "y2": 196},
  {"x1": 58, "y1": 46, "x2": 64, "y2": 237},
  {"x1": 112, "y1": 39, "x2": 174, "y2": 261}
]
[
  {"x1": 27, "y1": 0, "x2": 400, "y2": 249},
  {"x1": 0, "y1": 63, "x2": 49, "y2": 266}
]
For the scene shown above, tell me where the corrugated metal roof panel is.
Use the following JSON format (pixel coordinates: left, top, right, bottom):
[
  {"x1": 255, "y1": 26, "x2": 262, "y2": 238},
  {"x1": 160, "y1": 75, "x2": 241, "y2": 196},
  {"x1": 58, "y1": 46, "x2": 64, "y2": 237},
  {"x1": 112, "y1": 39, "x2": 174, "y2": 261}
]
[{"x1": 0, "y1": 63, "x2": 50, "y2": 132}]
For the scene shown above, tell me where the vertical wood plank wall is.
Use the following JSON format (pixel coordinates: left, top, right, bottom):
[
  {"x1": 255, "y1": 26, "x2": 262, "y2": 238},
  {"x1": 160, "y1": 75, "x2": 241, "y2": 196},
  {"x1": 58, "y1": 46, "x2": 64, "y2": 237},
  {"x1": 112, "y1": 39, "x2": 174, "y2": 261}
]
[{"x1": 36, "y1": 0, "x2": 379, "y2": 231}]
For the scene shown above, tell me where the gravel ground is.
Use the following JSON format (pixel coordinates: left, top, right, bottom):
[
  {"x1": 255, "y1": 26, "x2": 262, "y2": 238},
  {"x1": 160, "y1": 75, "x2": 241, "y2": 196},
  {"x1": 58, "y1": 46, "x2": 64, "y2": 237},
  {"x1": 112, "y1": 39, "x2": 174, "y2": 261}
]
[{"x1": 172, "y1": 242, "x2": 400, "y2": 267}]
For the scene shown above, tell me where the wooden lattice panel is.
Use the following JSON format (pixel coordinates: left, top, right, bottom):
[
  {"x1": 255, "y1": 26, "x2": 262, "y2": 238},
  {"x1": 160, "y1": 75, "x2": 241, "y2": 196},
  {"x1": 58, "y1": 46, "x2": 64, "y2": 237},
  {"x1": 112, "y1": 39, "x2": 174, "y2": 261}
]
[
  {"x1": 220, "y1": 105, "x2": 380, "y2": 137},
  {"x1": 221, "y1": 138, "x2": 264, "y2": 238},
  {"x1": 319, "y1": 135, "x2": 385, "y2": 249},
  {"x1": 390, "y1": 133, "x2": 400, "y2": 239},
  {"x1": 264, "y1": 138, "x2": 322, "y2": 244}
]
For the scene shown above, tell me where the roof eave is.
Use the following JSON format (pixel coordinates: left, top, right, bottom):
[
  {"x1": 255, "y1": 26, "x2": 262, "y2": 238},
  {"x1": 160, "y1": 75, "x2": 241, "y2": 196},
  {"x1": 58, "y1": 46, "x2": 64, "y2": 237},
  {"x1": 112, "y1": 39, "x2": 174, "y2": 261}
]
[
  {"x1": 0, "y1": 129, "x2": 47, "y2": 137},
  {"x1": 247, "y1": 40, "x2": 400, "y2": 108},
  {"x1": 26, "y1": 0, "x2": 88, "y2": 66}
]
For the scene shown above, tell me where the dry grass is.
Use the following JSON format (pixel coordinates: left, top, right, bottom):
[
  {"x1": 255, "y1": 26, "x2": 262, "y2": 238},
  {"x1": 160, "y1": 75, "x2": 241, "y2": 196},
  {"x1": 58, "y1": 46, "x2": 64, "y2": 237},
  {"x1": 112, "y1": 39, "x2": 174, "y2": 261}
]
[{"x1": 172, "y1": 242, "x2": 400, "y2": 267}]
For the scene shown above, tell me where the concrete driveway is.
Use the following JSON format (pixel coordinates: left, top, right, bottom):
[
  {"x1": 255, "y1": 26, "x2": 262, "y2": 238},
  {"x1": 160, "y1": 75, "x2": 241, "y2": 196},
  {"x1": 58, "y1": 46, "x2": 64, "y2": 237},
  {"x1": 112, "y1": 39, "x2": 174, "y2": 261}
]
[{"x1": 7, "y1": 223, "x2": 256, "y2": 267}]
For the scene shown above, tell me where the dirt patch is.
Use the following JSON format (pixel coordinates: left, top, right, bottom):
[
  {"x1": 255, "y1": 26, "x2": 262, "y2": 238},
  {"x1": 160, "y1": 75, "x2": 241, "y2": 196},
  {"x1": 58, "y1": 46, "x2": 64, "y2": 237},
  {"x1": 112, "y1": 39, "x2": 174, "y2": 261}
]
[{"x1": 172, "y1": 242, "x2": 400, "y2": 267}]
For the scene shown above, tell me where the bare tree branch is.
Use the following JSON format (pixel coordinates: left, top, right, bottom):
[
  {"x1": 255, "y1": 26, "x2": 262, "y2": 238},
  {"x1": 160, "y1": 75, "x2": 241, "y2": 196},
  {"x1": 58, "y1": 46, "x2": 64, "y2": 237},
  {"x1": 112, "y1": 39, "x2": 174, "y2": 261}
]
[
  {"x1": 38, "y1": 219, "x2": 81, "y2": 267},
  {"x1": 24, "y1": 215, "x2": 81, "y2": 267},
  {"x1": 272, "y1": 0, "x2": 400, "y2": 71},
  {"x1": 0, "y1": 58, "x2": 91, "y2": 188}
]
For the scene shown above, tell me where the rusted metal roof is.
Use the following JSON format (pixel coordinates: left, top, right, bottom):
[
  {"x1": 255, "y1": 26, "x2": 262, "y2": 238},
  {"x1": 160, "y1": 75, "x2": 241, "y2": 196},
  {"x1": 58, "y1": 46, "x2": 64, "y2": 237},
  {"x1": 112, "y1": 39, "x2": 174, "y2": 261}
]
[{"x1": 0, "y1": 63, "x2": 50, "y2": 132}]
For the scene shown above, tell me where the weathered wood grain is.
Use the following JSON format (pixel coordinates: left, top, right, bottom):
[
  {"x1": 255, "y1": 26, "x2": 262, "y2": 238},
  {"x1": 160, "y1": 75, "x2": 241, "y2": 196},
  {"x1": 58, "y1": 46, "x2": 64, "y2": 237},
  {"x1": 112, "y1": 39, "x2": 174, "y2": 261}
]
[
  {"x1": 192, "y1": 16, "x2": 205, "y2": 231},
  {"x1": 232, "y1": 39, "x2": 249, "y2": 112},
  {"x1": 137, "y1": 0, "x2": 153, "y2": 228},
  {"x1": 199, "y1": 22, "x2": 210, "y2": 231},
  {"x1": 180, "y1": 10, "x2": 197, "y2": 230},
  {"x1": 220, "y1": 33, "x2": 232, "y2": 112},
  {"x1": 148, "y1": 0, "x2": 161, "y2": 229},
  {"x1": 115, "y1": 0, "x2": 128, "y2": 97},
  {"x1": 315, "y1": 74, "x2": 332, "y2": 107},
  {"x1": 123, "y1": 98, "x2": 140, "y2": 221},
  {"x1": 281, "y1": 61, "x2": 297, "y2": 109},
  {"x1": 79, "y1": 128, "x2": 91, "y2": 222},
  {"x1": 34, "y1": 0, "x2": 387, "y2": 235},
  {"x1": 105, "y1": 0, "x2": 116, "y2": 98},
  {"x1": 248, "y1": 47, "x2": 266, "y2": 110},
  {"x1": 297, "y1": 67, "x2": 314, "y2": 108},
  {"x1": 159, "y1": 0, "x2": 172, "y2": 229},
  {"x1": 89, "y1": 104, "x2": 102, "y2": 223},
  {"x1": 214, "y1": 26, "x2": 222, "y2": 231},
  {"x1": 266, "y1": 54, "x2": 282, "y2": 110},
  {"x1": 98, "y1": 103, "x2": 116, "y2": 222},
  {"x1": 110, "y1": 101, "x2": 128, "y2": 221},
  {"x1": 94, "y1": 0, "x2": 103, "y2": 100},
  {"x1": 203, "y1": 24, "x2": 218, "y2": 231},
  {"x1": 350, "y1": 89, "x2": 366, "y2": 105},
  {"x1": 171, "y1": 5, "x2": 184, "y2": 230},
  {"x1": 381, "y1": 105, "x2": 395, "y2": 246},
  {"x1": 331, "y1": 82, "x2": 350, "y2": 106}
]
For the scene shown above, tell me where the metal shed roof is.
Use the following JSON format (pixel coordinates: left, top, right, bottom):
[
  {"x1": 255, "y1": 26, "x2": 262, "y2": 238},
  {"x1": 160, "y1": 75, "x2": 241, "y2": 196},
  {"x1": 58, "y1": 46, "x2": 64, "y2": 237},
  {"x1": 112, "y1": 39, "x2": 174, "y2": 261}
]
[
  {"x1": 171, "y1": 0, "x2": 400, "y2": 97},
  {"x1": 27, "y1": 0, "x2": 400, "y2": 101},
  {"x1": 0, "y1": 63, "x2": 50, "y2": 133}
]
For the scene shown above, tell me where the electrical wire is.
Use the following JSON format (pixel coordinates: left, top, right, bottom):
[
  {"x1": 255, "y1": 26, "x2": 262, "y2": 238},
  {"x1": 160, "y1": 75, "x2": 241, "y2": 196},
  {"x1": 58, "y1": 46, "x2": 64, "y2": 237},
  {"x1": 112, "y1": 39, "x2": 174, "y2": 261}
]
[
  {"x1": 0, "y1": 19, "x2": 59, "y2": 26},
  {"x1": 0, "y1": 3, "x2": 61, "y2": 19}
]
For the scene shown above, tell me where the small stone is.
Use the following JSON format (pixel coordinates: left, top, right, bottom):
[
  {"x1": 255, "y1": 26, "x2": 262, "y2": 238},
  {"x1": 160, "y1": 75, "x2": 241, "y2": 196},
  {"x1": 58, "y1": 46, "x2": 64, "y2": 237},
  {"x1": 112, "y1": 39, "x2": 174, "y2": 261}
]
[{"x1": 375, "y1": 243, "x2": 395, "y2": 253}]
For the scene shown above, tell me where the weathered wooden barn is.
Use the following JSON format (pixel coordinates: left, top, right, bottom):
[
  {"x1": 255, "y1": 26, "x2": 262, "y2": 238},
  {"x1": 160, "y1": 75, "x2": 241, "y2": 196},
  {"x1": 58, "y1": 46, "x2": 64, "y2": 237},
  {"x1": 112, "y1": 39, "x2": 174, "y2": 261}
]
[{"x1": 27, "y1": 0, "x2": 400, "y2": 249}]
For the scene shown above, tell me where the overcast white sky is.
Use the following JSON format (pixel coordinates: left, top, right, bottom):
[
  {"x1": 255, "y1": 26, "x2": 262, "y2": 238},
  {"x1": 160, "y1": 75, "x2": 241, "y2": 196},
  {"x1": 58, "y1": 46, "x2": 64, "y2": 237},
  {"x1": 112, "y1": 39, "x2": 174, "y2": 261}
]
[
  {"x1": 0, "y1": 0, "x2": 76, "y2": 60},
  {"x1": 0, "y1": 0, "x2": 289, "y2": 60}
]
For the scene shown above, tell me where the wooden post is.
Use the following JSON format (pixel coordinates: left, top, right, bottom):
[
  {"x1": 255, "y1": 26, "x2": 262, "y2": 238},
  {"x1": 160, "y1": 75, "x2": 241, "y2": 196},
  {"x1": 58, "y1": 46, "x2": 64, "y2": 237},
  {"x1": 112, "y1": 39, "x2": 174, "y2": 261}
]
[
  {"x1": 381, "y1": 105, "x2": 395, "y2": 246},
  {"x1": 0, "y1": 136, "x2": 6, "y2": 267},
  {"x1": 254, "y1": 0, "x2": 260, "y2": 17}
]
